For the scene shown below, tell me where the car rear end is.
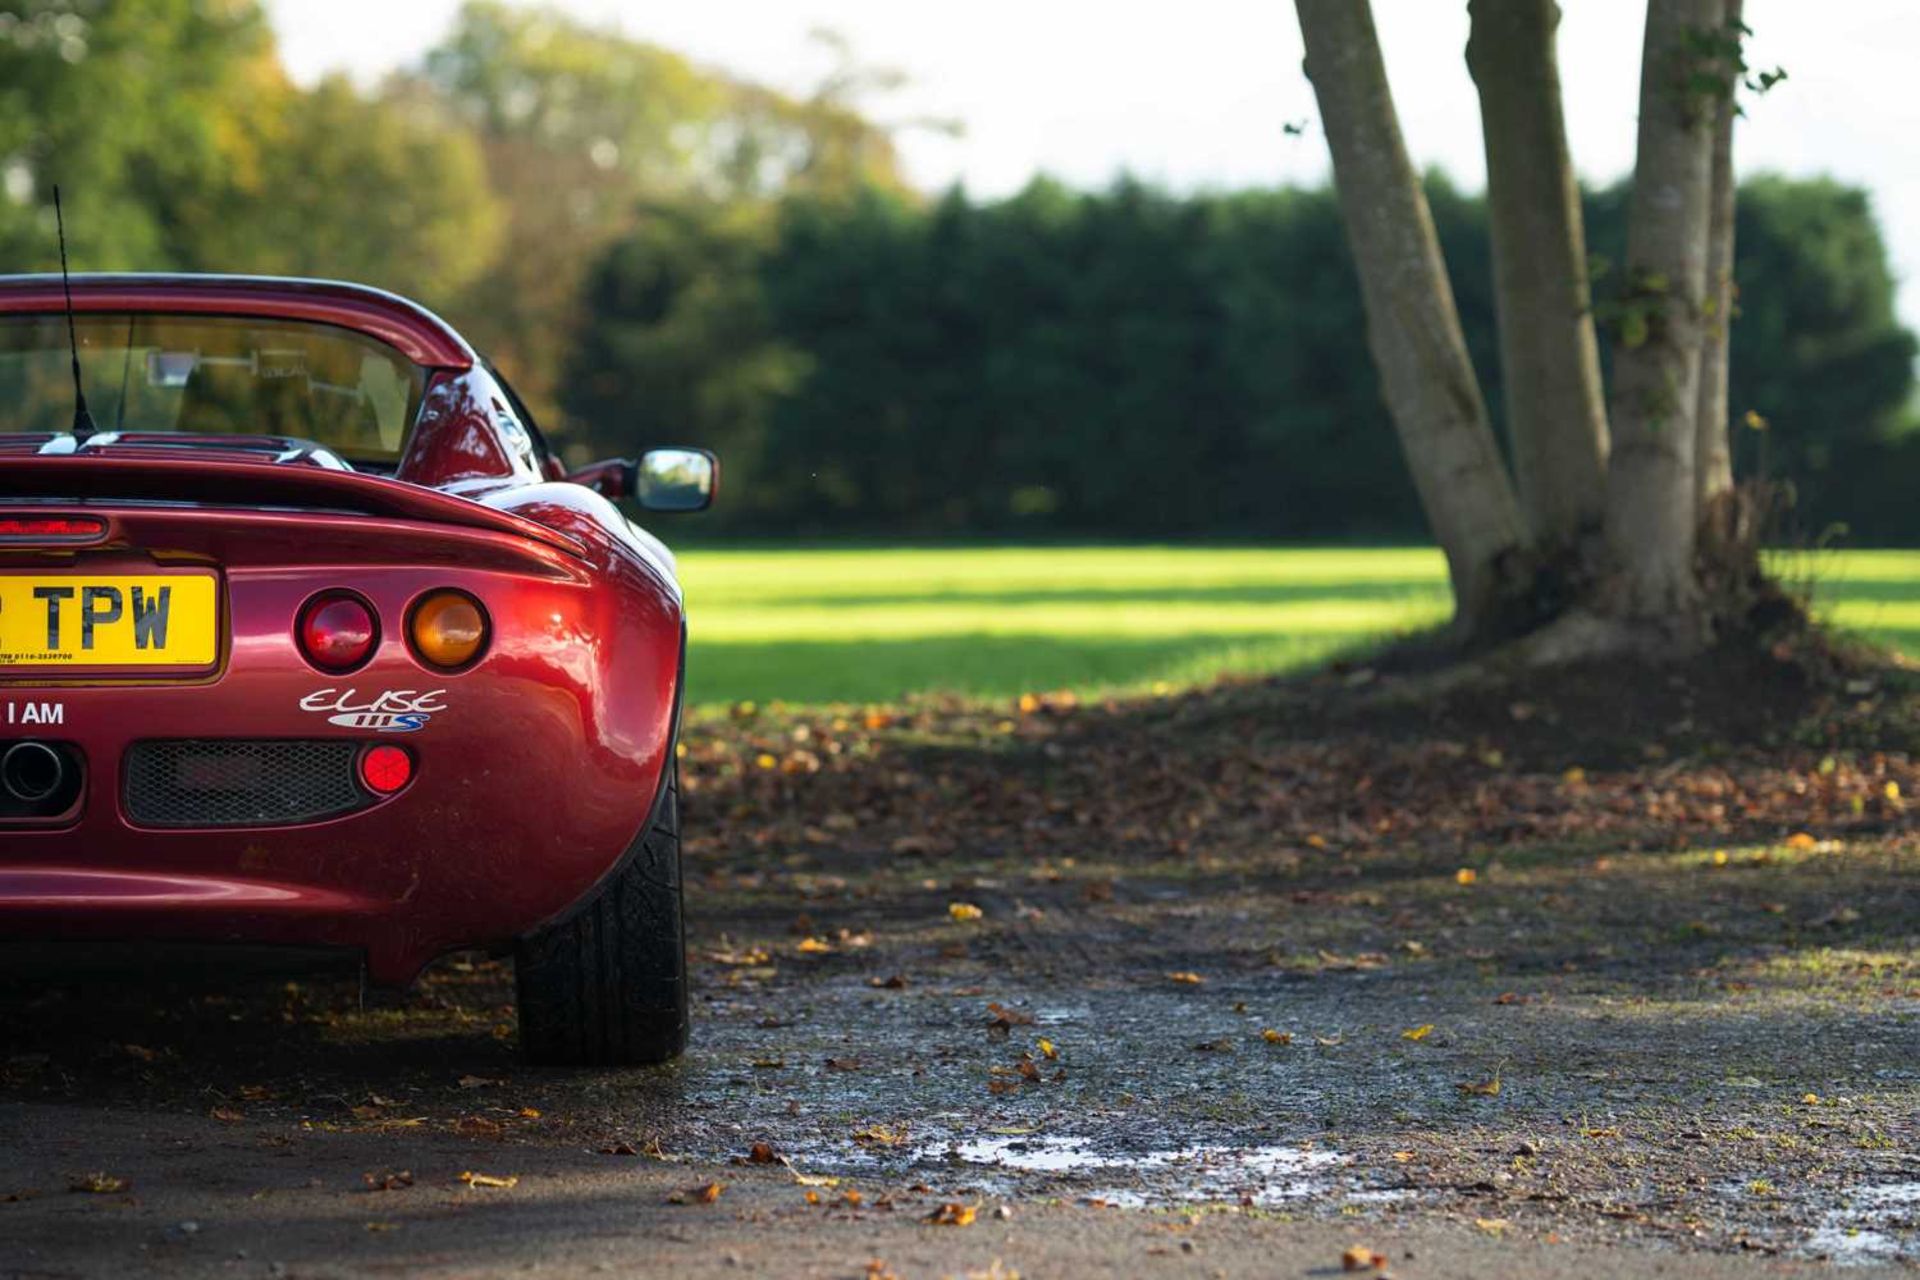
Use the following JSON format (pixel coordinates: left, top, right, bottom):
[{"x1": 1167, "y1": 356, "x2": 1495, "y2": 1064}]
[{"x1": 0, "y1": 457, "x2": 683, "y2": 986}]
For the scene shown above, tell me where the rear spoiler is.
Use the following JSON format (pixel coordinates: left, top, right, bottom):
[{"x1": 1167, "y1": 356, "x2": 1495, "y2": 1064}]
[{"x1": 0, "y1": 456, "x2": 586, "y2": 559}]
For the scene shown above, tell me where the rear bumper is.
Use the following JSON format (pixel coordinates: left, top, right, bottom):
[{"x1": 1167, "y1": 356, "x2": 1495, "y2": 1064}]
[{"x1": 0, "y1": 557, "x2": 682, "y2": 986}]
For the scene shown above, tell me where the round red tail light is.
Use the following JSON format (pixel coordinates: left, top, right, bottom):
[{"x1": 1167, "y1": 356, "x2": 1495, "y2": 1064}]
[
  {"x1": 358, "y1": 744, "x2": 413, "y2": 795},
  {"x1": 299, "y1": 593, "x2": 378, "y2": 672}
]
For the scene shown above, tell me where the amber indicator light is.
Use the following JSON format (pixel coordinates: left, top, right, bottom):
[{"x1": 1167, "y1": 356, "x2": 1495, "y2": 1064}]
[{"x1": 409, "y1": 590, "x2": 488, "y2": 670}]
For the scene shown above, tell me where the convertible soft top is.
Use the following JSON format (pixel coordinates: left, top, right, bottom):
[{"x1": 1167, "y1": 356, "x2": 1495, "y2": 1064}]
[{"x1": 0, "y1": 274, "x2": 477, "y2": 371}]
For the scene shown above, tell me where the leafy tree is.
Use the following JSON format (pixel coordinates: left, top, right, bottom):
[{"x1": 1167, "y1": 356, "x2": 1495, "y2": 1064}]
[
  {"x1": 171, "y1": 76, "x2": 501, "y2": 302},
  {"x1": 0, "y1": 1, "x2": 500, "y2": 307},
  {"x1": 570, "y1": 170, "x2": 1912, "y2": 544},
  {"x1": 565, "y1": 200, "x2": 807, "y2": 485},
  {"x1": 410, "y1": 2, "x2": 912, "y2": 433},
  {"x1": 1293, "y1": 0, "x2": 1787, "y2": 654},
  {"x1": 0, "y1": 0, "x2": 276, "y2": 270}
]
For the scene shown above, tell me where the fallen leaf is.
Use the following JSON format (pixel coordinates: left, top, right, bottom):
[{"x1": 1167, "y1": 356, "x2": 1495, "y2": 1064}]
[
  {"x1": 747, "y1": 1142, "x2": 778, "y2": 1164},
  {"x1": 1165, "y1": 971, "x2": 1205, "y2": 985},
  {"x1": 1455, "y1": 867, "x2": 1479, "y2": 886},
  {"x1": 948, "y1": 902, "x2": 984, "y2": 922},
  {"x1": 869, "y1": 975, "x2": 909, "y2": 989},
  {"x1": 1459, "y1": 1074, "x2": 1503, "y2": 1097},
  {"x1": 1036, "y1": 1038, "x2": 1058, "y2": 1060},
  {"x1": 210, "y1": 1106, "x2": 245, "y2": 1123},
  {"x1": 456, "y1": 1074, "x2": 504, "y2": 1090},
  {"x1": 362, "y1": 1169, "x2": 414, "y2": 1191},
  {"x1": 458, "y1": 1171, "x2": 518, "y2": 1189},
  {"x1": 825, "y1": 1057, "x2": 862, "y2": 1072},
  {"x1": 1401, "y1": 1024, "x2": 1434, "y2": 1042},
  {"x1": 926, "y1": 1202, "x2": 977, "y2": 1226},
  {"x1": 854, "y1": 1124, "x2": 910, "y2": 1148},
  {"x1": 1262, "y1": 1028, "x2": 1293, "y2": 1045},
  {"x1": 68, "y1": 1173, "x2": 127, "y2": 1194},
  {"x1": 1785, "y1": 832, "x2": 1818, "y2": 850},
  {"x1": 797, "y1": 936, "x2": 834, "y2": 954},
  {"x1": 1341, "y1": 1243, "x2": 1387, "y2": 1271}
]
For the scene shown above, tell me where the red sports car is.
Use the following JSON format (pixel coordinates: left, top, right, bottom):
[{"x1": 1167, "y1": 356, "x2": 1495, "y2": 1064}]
[{"x1": 0, "y1": 274, "x2": 714, "y2": 1065}]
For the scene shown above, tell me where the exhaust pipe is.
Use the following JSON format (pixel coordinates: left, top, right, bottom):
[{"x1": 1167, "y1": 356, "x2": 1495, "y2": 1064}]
[{"x1": 1, "y1": 741, "x2": 66, "y2": 803}]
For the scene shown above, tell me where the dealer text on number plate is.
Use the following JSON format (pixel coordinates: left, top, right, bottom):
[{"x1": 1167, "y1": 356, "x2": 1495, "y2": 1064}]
[{"x1": 0, "y1": 574, "x2": 219, "y2": 667}]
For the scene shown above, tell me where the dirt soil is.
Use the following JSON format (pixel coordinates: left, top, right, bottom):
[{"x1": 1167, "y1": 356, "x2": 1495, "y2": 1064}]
[{"x1": 3, "y1": 642, "x2": 1917, "y2": 1278}]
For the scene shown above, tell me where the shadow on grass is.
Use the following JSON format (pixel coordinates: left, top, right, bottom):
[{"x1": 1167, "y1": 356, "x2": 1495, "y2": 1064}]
[
  {"x1": 715, "y1": 582, "x2": 1453, "y2": 609},
  {"x1": 689, "y1": 631, "x2": 1401, "y2": 706}
]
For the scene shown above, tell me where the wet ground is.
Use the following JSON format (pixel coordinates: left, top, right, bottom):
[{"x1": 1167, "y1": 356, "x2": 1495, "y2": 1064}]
[{"x1": 3, "y1": 650, "x2": 1917, "y2": 1276}]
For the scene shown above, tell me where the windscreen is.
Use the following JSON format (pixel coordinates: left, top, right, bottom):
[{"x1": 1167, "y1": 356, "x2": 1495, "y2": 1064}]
[{"x1": 0, "y1": 313, "x2": 427, "y2": 465}]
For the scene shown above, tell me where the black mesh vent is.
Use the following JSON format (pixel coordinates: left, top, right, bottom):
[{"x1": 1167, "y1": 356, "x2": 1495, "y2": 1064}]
[{"x1": 124, "y1": 740, "x2": 368, "y2": 828}]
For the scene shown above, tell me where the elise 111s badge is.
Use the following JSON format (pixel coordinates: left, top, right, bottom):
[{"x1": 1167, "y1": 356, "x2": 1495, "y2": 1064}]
[{"x1": 300, "y1": 688, "x2": 447, "y2": 732}]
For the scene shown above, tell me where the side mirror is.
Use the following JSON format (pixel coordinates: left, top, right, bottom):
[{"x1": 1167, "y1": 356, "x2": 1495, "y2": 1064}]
[
  {"x1": 567, "y1": 448, "x2": 718, "y2": 511},
  {"x1": 633, "y1": 447, "x2": 717, "y2": 512}
]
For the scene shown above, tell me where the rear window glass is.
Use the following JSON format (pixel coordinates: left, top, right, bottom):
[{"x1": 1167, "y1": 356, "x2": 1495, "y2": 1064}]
[{"x1": 0, "y1": 313, "x2": 427, "y2": 464}]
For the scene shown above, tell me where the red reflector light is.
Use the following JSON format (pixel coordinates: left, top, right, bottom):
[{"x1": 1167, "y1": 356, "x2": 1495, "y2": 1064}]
[
  {"x1": 298, "y1": 593, "x2": 378, "y2": 672},
  {"x1": 358, "y1": 744, "x2": 413, "y2": 795},
  {"x1": 0, "y1": 516, "x2": 105, "y2": 541}
]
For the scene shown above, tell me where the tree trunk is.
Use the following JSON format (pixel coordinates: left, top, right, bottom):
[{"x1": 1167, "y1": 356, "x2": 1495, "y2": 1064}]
[
  {"x1": 1603, "y1": 0, "x2": 1726, "y2": 625},
  {"x1": 1466, "y1": 0, "x2": 1610, "y2": 549},
  {"x1": 1695, "y1": 0, "x2": 1741, "y2": 510},
  {"x1": 1295, "y1": 0, "x2": 1530, "y2": 636}
]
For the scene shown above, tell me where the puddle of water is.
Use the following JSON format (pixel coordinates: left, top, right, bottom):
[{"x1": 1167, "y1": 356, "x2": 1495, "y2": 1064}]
[
  {"x1": 943, "y1": 1135, "x2": 1346, "y2": 1207},
  {"x1": 1806, "y1": 1182, "x2": 1919, "y2": 1265}
]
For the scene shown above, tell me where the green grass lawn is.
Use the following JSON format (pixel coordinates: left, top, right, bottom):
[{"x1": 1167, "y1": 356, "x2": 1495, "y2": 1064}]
[{"x1": 677, "y1": 545, "x2": 1920, "y2": 708}]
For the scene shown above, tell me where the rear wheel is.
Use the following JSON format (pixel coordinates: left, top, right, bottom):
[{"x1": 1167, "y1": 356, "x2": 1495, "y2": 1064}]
[{"x1": 514, "y1": 766, "x2": 688, "y2": 1065}]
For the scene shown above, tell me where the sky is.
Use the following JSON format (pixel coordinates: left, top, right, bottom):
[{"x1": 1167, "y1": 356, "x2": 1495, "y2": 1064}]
[{"x1": 264, "y1": 0, "x2": 1920, "y2": 331}]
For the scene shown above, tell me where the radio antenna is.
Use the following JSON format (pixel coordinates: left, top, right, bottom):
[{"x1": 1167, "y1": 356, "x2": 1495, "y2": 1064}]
[{"x1": 53, "y1": 185, "x2": 98, "y2": 440}]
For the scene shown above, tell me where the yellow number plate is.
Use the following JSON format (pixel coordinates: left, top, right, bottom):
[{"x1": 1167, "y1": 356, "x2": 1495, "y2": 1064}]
[{"x1": 0, "y1": 574, "x2": 219, "y2": 668}]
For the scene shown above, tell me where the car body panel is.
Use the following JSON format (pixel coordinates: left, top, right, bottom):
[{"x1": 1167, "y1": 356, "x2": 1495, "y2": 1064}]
[{"x1": 0, "y1": 274, "x2": 686, "y2": 984}]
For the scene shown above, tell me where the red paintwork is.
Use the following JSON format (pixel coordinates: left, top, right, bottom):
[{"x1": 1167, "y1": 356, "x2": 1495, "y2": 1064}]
[{"x1": 0, "y1": 275, "x2": 687, "y2": 984}]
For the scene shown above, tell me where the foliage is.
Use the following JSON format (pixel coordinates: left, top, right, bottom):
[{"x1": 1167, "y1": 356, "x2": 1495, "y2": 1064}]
[
  {"x1": 0, "y1": 0, "x2": 498, "y2": 300},
  {"x1": 566, "y1": 200, "x2": 809, "y2": 491},
  {"x1": 410, "y1": 2, "x2": 911, "y2": 425},
  {"x1": 0, "y1": 0, "x2": 911, "y2": 431},
  {"x1": 572, "y1": 174, "x2": 1917, "y2": 543},
  {"x1": 0, "y1": 3, "x2": 1911, "y2": 547},
  {"x1": 0, "y1": 0, "x2": 278, "y2": 269}
]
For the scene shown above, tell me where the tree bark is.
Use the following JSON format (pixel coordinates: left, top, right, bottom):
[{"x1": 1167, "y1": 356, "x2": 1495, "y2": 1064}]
[
  {"x1": 1603, "y1": 0, "x2": 1726, "y2": 624},
  {"x1": 1466, "y1": 0, "x2": 1610, "y2": 549},
  {"x1": 1295, "y1": 0, "x2": 1530, "y2": 636},
  {"x1": 1695, "y1": 0, "x2": 1741, "y2": 509}
]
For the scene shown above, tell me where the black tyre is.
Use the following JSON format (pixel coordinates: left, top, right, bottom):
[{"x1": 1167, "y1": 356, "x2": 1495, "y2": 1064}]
[{"x1": 514, "y1": 766, "x2": 688, "y2": 1065}]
